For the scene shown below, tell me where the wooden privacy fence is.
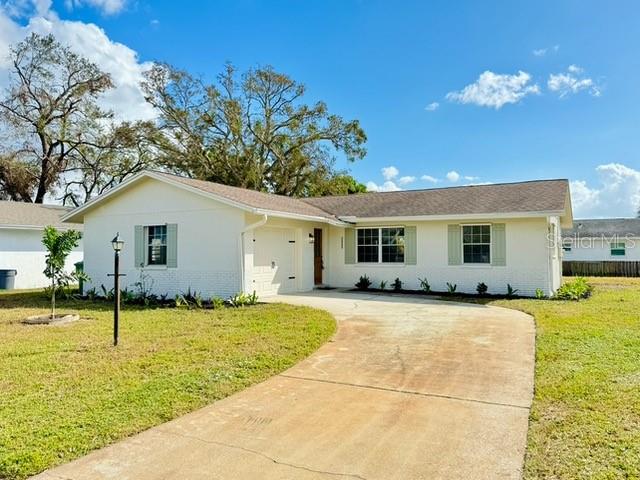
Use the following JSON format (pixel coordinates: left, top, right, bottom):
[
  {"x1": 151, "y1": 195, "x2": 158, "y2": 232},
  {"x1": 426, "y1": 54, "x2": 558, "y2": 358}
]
[{"x1": 563, "y1": 261, "x2": 640, "y2": 277}]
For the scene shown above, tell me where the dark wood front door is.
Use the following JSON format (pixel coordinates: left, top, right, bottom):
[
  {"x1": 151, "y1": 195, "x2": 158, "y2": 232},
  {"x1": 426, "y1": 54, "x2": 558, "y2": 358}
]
[{"x1": 314, "y1": 228, "x2": 323, "y2": 285}]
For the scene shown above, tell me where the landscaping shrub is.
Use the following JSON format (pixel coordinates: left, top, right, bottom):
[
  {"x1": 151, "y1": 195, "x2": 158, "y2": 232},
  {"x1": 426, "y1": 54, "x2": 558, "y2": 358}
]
[
  {"x1": 392, "y1": 278, "x2": 403, "y2": 291},
  {"x1": 418, "y1": 277, "x2": 431, "y2": 293},
  {"x1": 446, "y1": 282, "x2": 457, "y2": 293},
  {"x1": 379, "y1": 280, "x2": 387, "y2": 291},
  {"x1": 535, "y1": 288, "x2": 546, "y2": 299},
  {"x1": 355, "y1": 275, "x2": 372, "y2": 290},
  {"x1": 506, "y1": 284, "x2": 519, "y2": 298},
  {"x1": 211, "y1": 297, "x2": 225, "y2": 309},
  {"x1": 476, "y1": 282, "x2": 488, "y2": 295},
  {"x1": 228, "y1": 291, "x2": 259, "y2": 307},
  {"x1": 553, "y1": 277, "x2": 593, "y2": 301}
]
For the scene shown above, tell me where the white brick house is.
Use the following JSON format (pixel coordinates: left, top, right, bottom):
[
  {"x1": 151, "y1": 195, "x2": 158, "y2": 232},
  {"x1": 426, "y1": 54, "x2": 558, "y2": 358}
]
[{"x1": 63, "y1": 171, "x2": 572, "y2": 298}]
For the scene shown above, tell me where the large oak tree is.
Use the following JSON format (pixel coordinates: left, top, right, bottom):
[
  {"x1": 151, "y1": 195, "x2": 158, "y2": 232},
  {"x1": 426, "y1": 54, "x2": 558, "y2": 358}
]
[
  {"x1": 142, "y1": 63, "x2": 367, "y2": 196},
  {"x1": 0, "y1": 33, "x2": 157, "y2": 204}
]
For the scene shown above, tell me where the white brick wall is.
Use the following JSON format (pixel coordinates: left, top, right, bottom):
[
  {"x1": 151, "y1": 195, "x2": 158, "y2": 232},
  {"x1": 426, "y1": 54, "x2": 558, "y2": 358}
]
[
  {"x1": 325, "y1": 217, "x2": 554, "y2": 297},
  {"x1": 82, "y1": 177, "x2": 245, "y2": 299}
]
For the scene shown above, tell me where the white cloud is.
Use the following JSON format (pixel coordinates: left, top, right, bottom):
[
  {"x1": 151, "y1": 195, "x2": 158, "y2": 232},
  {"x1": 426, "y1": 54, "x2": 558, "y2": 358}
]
[
  {"x1": 464, "y1": 175, "x2": 479, "y2": 181},
  {"x1": 366, "y1": 180, "x2": 401, "y2": 192},
  {"x1": 64, "y1": 0, "x2": 126, "y2": 15},
  {"x1": 570, "y1": 163, "x2": 640, "y2": 218},
  {"x1": 446, "y1": 70, "x2": 540, "y2": 109},
  {"x1": 532, "y1": 44, "x2": 559, "y2": 57},
  {"x1": 0, "y1": 1, "x2": 156, "y2": 121},
  {"x1": 421, "y1": 175, "x2": 439, "y2": 183},
  {"x1": 398, "y1": 176, "x2": 416, "y2": 186},
  {"x1": 425, "y1": 102, "x2": 439, "y2": 111},
  {"x1": 446, "y1": 170, "x2": 461, "y2": 182},
  {"x1": 548, "y1": 65, "x2": 601, "y2": 98},
  {"x1": 381, "y1": 166, "x2": 399, "y2": 181}
]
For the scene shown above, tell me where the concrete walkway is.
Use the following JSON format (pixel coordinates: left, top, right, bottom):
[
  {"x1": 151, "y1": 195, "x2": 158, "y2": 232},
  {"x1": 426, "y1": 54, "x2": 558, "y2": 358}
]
[{"x1": 33, "y1": 291, "x2": 535, "y2": 480}]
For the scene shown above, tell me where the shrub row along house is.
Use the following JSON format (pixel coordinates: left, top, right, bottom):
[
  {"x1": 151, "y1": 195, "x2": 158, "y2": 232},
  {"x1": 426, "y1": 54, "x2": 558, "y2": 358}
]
[
  {"x1": 0, "y1": 202, "x2": 83, "y2": 289},
  {"x1": 62, "y1": 171, "x2": 573, "y2": 298}
]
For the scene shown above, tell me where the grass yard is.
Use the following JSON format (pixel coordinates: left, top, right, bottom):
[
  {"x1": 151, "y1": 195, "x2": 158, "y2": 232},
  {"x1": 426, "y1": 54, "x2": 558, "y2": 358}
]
[
  {"x1": 489, "y1": 277, "x2": 640, "y2": 479},
  {"x1": 0, "y1": 291, "x2": 336, "y2": 480}
]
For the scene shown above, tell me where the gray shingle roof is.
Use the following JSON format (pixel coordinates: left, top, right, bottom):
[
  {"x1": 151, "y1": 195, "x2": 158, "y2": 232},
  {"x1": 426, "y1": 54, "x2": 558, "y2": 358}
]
[
  {"x1": 0, "y1": 201, "x2": 82, "y2": 229},
  {"x1": 562, "y1": 218, "x2": 640, "y2": 238},
  {"x1": 303, "y1": 179, "x2": 570, "y2": 218},
  {"x1": 64, "y1": 172, "x2": 571, "y2": 224},
  {"x1": 156, "y1": 172, "x2": 339, "y2": 220}
]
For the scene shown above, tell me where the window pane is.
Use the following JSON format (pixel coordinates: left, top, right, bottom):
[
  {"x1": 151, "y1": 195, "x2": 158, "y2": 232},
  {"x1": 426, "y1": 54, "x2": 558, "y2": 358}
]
[
  {"x1": 382, "y1": 227, "x2": 404, "y2": 245},
  {"x1": 357, "y1": 228, "x2": 378, "y2": 246},
  {"x1": 382, "y1": 245, "x2": 404, "y2": 263},
  {"x1": 462, "y1": 225, "x2": 491, "y2": 263},
  {"x1": 463, "y1": 244, "x2": 490, "y2": 264},
  {"x1": 147, "y1": 225, "x2": 167, "y2": 265},
  {"x1": 357, "y1": 245, "x2": 378, "y2": 263}
]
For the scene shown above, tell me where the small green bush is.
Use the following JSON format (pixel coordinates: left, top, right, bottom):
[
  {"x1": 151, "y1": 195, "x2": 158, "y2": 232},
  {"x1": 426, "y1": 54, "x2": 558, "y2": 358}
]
[
  {"x1": 392, "y1": 278, "x2": 403, "y2": 291},
  {"x1": 211, "y1": 297, "x2": 225, "y2": 309},
  {"x1": 553, "y1": 277, "x2": 593, "y2": 301},
  {"x1": 228, "y1": 291, "x2": 259, "y2": 307},
  {"x1": 476, "y1": 282, "x2": 488, "y2": 295},
  {"x1": 446, "y1": 282, "x2": 457, "y2": 293},
  {"x1": 418, "y1": 277, "x2": 431, "y2": 293},
  {"x1": 506, "y1": 284, "x2": 519, "y2": 298},
  {"x1": 379, "y1": 280, "x2": 387, "y2": 291},
  {"x1": 355, "y1": 275, "x2": 372, "y2": 290},
  {"x1": 535, "y1": 288, "x2": 546, "y2": 299}
]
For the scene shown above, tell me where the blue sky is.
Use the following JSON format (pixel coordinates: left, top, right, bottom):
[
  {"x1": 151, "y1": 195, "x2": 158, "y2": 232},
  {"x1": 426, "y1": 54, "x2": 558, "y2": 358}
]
[{"x1": 1, "y1": 0, "x2": 639, "y2": 217}]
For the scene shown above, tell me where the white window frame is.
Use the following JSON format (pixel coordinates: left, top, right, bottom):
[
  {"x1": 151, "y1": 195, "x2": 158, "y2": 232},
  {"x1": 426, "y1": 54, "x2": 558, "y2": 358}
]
[
  {"x1": 356, "y1": 226, "x2": 406, "y2": 264},
  {"x1": 461, "y1": 223, "x2": 492, "y2": 265},
  {"x1": 146, "y1": 224, "x2": 168, "y2": 266}
]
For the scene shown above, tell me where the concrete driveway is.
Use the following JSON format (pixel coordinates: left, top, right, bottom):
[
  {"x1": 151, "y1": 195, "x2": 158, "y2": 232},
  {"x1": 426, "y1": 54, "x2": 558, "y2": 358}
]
[{"x1": 33, "y1": 291, "x2": 535, "y2": 480}]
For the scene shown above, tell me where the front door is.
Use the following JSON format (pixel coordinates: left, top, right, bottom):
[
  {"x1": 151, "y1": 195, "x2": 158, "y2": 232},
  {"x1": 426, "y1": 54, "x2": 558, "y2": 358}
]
[{"x1": 314, "y1": 228, "x2": 323, "y2": 285}]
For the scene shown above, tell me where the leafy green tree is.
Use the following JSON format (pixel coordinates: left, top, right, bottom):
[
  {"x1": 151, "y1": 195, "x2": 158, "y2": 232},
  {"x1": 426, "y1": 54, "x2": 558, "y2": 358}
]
[
  {"x1": 306, "y1": 172, "x2": 368, "y2": 196},
  {"x1": 42, "y1": 227, "x2": 84, "y2": 318},
  {"x1": 142, "y1": 63, "x2": 367, "y2": 197}
]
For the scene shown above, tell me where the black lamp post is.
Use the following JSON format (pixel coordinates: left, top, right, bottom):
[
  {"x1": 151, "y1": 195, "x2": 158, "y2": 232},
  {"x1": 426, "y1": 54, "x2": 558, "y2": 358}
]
[{"x1": 110, "y1": 233, "x2": 124, "y2": 346}]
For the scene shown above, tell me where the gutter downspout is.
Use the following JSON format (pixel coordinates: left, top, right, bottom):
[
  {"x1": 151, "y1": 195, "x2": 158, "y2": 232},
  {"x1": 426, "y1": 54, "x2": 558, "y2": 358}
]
[{"x1": 239, "y1": 214, "x2": 268, "y2": 293}]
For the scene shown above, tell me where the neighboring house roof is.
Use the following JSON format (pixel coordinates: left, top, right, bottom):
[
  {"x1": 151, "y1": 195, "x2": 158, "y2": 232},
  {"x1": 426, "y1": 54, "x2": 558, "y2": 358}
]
[
  {"x1": 304, "y1": 179, "x2": 570, "y2": 219},
  {"x1": 62, "y1": 171, "x2": 572, "y2": 225},
  {"x1": 0, "y1": 200, "x2": 82, "y2": 230},
  {"x1": 563, "y1": 218, "x2": 640, "y2": 238}
]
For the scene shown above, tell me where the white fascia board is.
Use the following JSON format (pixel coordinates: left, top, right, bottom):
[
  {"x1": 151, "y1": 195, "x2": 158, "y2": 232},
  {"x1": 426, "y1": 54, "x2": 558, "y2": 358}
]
[
  {"x1": 61, "y1": 171, "x2": 149, "y2": 223},
  {"x1": 339, "y1": 210, "x2": 565, "y2": 224},
  {"x1": 61, "y1": 171, "x2": 257, "y2": 223},
  {"x1": 0, "y1": 224, "x2": 80, "y2": 231},
  {"x1": 254, "y1": 208, "x2": 347, "y2": 226}
]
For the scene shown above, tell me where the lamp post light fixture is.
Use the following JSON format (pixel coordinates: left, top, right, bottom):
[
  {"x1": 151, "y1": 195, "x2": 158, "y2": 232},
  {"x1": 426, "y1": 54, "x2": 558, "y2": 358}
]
[{"x1": 110, "y1": 233, "x2": 125, "y2": 346}]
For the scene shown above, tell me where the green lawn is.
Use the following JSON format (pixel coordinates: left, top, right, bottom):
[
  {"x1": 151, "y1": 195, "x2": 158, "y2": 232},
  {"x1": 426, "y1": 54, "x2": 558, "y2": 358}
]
[
  {"x1": 489, "y1": 278, "x2": 640, "y2": 479},
  {"x1": 0, "y1": 291, "x2": 336, "y2": 480}
]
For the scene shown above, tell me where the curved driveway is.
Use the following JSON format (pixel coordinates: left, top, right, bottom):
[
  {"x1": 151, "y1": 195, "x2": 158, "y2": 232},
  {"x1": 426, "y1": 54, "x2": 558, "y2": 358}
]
[{"x1": 34, "y1": 291, "x2": 535, "y2": 480}]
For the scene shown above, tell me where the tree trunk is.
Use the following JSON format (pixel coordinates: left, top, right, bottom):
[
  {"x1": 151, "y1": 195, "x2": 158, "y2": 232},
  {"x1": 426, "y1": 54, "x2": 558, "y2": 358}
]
[{"x1": 50, "y1": 275, "x2": 56, "y2": 318}]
